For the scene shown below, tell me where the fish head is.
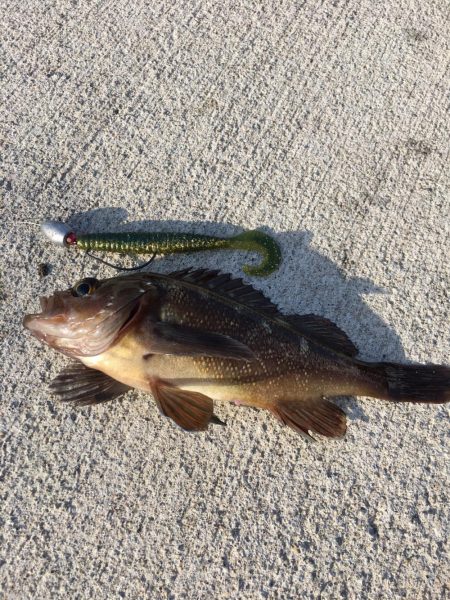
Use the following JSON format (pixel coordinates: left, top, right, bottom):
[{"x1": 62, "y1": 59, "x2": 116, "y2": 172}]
[{"x1": 23, "y1": 274, "x2": 158, "y2": 357}]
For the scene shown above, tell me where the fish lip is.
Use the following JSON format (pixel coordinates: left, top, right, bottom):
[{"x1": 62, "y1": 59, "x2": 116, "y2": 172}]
[
  {"x1": 22, "y1": 313, "x2": 60, "y2": 348},
  {"x1": 22, "y1": 313, "x2": 35, "y2": 330},
  {"x1": 40, "y1": 296, "x2": 48, "y2": 311},
  {"x1": 22, "y1": 298, "x2": 49, "y2": 327},
  {"x1": 23, "y1": 294, "x2": 68, "y2": 330},
  {"x1": 38, "y1": 294, "x2": 66, "y2": 314},
  {"x1": 23, "y1": 312, "x2": 48, "y2": 331}
]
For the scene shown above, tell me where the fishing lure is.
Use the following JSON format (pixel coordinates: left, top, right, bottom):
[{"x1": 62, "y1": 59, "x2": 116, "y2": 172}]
[{"x1": 41, "y1": 220, "x2": 282, "y2": 276}]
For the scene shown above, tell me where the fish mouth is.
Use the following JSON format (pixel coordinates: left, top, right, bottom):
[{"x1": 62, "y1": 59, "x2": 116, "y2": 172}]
[
  {"x1": 39, "y1": 294, "x2": 65, "y2": 313},
  {"x1": 40, "y1": 296, "x2": 49, "y2": 311},
  {"x1": 23, "y1": 294, "x2": 67, "y2": 331},
  {"x1": 22, "y1": 313, "x2": 36, "y2": 330}
]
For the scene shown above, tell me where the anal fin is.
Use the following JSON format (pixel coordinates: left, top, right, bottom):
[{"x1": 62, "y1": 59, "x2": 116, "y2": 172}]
[
  {"x1": 150, "y1": 378, "x2": 221, "y2": 431},
  {"x1": 271, "y1": 398, "x2": 347, "y2": 439}
]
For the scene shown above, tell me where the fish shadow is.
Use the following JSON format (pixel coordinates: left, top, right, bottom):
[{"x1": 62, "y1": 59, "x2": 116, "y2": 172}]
[{"x1": 68, "y1": 208, "x2": 408, "y2": 423}]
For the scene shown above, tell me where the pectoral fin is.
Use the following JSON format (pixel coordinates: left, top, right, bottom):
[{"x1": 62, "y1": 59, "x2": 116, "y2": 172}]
[
  {"x1": 49, "y1": 362, "x2": 131, "y2": 406},
  {"x1": 151, "y1": 322, "x2": 255, "y2": 361},
  {"x1": 271, "y1": 398, "x2": 347, "y2": 439},
  {"x1": 150, "y1": 378, "x2": 223, "y2": 431}
]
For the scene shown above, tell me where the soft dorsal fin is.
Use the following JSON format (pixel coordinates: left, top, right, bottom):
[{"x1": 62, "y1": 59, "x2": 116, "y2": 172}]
[
  {"x1": 282, "y1": 314, "x2": 358, "y2": 357},
  {"x1": 168, "y1": 268, "x2": 279, "y2": 316}
]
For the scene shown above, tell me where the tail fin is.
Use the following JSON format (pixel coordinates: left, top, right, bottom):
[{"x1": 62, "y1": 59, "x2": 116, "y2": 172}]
[{"x1": 359, "y1": 361, "x2": 450, "y2": 404}]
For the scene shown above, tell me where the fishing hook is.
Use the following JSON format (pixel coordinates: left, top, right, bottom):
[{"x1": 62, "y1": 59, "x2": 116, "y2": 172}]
[{"x1": 86, "y1": 250, "x2": 157, "y2": 272}]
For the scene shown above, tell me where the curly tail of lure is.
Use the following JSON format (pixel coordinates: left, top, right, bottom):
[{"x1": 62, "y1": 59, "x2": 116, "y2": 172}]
[{"x1": 41, "y1": 221, "x2": 282, "y2": 276}]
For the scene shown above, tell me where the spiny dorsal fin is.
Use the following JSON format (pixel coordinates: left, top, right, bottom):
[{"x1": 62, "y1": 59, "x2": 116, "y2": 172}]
[
  {"x1": 282, "y1": 314, "x2": 358, "y2": 357},
  {"x1": 168, "y1": 268, "x2": 280, "y2": 316}
]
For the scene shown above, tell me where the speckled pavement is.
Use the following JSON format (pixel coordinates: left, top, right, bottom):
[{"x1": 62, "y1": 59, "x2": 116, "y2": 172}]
[{"x1": 1, "y1": 2, "x2": 449, "y2": 598}]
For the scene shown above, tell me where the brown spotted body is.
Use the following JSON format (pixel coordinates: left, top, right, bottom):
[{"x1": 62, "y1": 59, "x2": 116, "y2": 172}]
[{"x1": 23, "y1": 269, "x2": 450, "y2": 438}]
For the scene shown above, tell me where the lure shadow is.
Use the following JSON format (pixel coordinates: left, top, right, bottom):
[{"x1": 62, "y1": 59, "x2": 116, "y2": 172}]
[{"x1": 68, "y1": 208, "x2": 408, "y2": 423}]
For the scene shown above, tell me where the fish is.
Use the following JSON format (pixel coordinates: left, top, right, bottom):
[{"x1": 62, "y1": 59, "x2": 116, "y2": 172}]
[{"x1": 23, "y1": 268, "x2": 450, "y2": 439}]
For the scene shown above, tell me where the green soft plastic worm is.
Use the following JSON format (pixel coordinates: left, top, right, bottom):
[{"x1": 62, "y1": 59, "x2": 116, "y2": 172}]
[{"x1": 41, "y1": 221, "x2": 282, "y2": 277}]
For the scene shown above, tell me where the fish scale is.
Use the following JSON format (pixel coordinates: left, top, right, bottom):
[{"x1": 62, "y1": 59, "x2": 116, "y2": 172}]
[{"x1": 156, "y1": 280, "x2": 306, "y2": 381}]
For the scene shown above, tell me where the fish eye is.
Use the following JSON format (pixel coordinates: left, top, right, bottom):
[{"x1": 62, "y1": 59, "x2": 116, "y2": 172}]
[{"x1": 72, "y1": 278, "x2": 99, "y2": 297}]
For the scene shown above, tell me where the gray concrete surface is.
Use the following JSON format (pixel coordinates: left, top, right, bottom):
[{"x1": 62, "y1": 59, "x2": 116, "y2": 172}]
[{"x1": 1, "y1": 1, "x2": 449, "y2": 598}]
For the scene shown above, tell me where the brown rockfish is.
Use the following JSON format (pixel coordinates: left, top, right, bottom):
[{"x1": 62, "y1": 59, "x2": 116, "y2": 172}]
[{"x1": 23, "y1": 269, "x2": 450, "y2": 438}]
